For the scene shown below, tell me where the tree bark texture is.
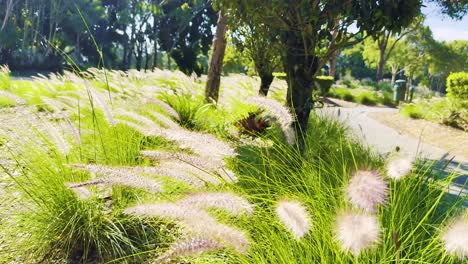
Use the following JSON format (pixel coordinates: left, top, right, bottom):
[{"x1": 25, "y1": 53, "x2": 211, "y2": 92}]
[
  {"x1": 282, "y1": 30, "x2": 319, "y2": 144},
  {"x1": 328, "y1": 49, "x2": 339, "y2": 78},
  {"x1": 204, "y1": 11, "x2": 227, "y2": 103},
  {"x1": 258, "y1": 72, "x2": 274, "y2": 96}
]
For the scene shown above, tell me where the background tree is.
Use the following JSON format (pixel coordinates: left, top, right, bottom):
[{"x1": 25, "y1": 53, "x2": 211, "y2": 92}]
[
  {"x1": 216, "y1": 0, "x2": 422, "y2": 140},
  {"x1": 205, "y1": 11, "x2": 227, "y2": 103},
  {"x1": 229, "y1": 16, "x2": 282, "y2": 96}
]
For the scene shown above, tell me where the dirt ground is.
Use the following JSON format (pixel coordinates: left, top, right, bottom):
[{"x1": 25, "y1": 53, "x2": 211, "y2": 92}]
[{"x1": 369, "y1": 111, "x2": 468, "y2": 158}]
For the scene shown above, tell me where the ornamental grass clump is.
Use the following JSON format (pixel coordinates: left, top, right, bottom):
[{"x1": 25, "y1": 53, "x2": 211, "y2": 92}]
[
  {"x1": 335, "y1": 211, "x2": 380, "y2": 255},
  {"x1": 275, "y1": 200, "x2": 311, "y2": 239},
  {"x1": 346, "y1": 170, "x2": 388, "y2": 213}
]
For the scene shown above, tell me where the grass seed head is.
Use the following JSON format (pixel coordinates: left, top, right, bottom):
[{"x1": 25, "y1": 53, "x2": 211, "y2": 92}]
[
  {"x1": 442, "y1": 217, "x2": 468, "y2": 260},
  {"x1": 335, "y1": 212, "x2": 380, "y2": 255},
  {"x1": 387, "y1": 158, "x2": 414, "y2": 180},
  {"x1": 346, "y1": 170, "x2": 388, "y2": 213},
  {"x1": 275, "y1": 200, "x2": 311, "y2": 239}
]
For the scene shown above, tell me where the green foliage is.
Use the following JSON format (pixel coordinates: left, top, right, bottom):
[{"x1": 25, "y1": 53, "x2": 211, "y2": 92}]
[
  {"x1": 0, "y1": 65, "x2": 11, "y2": 90},
  {"x1": 273, "y1": 72, "x2": 286, "y2": 80},
  {"x1": 356, "y1": 91, "x2": 378, "y2": 106},
  {"x1": 401, "y1": 104, "x2": 424, "y2": 119},
  {"x1": 401, "y1": 98, "x2": 468, "y2": 131},
  {"x1": 315, "y1": 76, "x2": 334, "y2": 96},
  {"x1": 376, "y1": 81, "x2": 393, "y2": 93},
  {"x1": 378, "y1": 91, "x2": 396, "y2": 106},
  {"x1": 331, "y1": 87, "x2": 355, "y2": 102},
  {"x1": 446, "y1": 72, "x2": 468, "y2": 102}
]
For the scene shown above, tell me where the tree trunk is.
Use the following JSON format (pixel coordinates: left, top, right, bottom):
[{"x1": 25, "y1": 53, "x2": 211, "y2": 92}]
[
  {"x1": 376, "y1": 46, "x2": 385, "y2": 82},
  {"x1": 328, "y1": 49, "x2": 339, "y2": 78},
  {"x1": 167, "y1": 51, "x2": 171, "y2": 70},
  {"x1": 152, "y1": 40, "x2": 158, "y2": 70},
  {"x1": 283, "y1": 30, "x2": 319, "y2": 146},
  {"x1": 258, "y1": 72, "x2": 274, "y2": 96},
  {"x1": 144, "y1": 44, "x2": 149, "y2": 72},
  {"x1": 391, "y1": 67, "x2": 397, "y2": 86},
  {"x1": 204, "y1": 11, "x2": 227, "y2": 103}
]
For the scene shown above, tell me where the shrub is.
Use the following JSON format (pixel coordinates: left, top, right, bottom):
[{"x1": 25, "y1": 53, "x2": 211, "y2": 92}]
[
  {"x1": 356, "y1": 91, "x2": 378, "y2": 106},
  {"x1": 446, "y1": 72, "x2": 468, "y2": 102},
  {"x1": 0, "y1": 65, "x2": 11, "y2": 90},
  {"x1": 401, "y1": 104, "x2": 424, "y2": 119},
  {"x1": 315, "y1": 76, "x2": 334, "y2": 96},
  {"x1": 376, "y1": 81, "x2": 393, "y2": 93},
  {"x1": 332, "y1": 87, "x2": 355, "y2": 102},
  {"x1": 379, "y1": 91, "x2": 395, "y2": 106}
]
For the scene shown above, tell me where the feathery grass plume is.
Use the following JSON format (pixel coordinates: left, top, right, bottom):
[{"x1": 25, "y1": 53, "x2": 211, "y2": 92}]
[
  {"x1": 155, "y1": 237, "x2": 222, "y2": 264},
  {"x1": 387, "y1": 157, "x2": 414, "y2": 180},
  {"x1": 140, "y1": 150, "x2": 237, "y2": 182},
  {"x1": 85, "y1": 82, "x2": 116, "y2": 126},
  {"x1": 346, "y1": 170, "x2": 388, "y2": 213},
  {"x1": 184, "y1": 219, "x2": 250, "y2": 253},
  {"x1": 335, "y1": 211, "x2": 380, "y2": 255},
  {"x1": 145, "y1": 98, "x2": 180, "y2": 121},
  {"x1": 148, "y1": 111, "x2": 181, "y2": 129},
  {"x1": 159, "y1": 128, "x2": 236, "y2": 161},
  {"x1": 114, "y1": 108, "x2": 158, "y2": 128},
  {"x1": 115, "y1": 118, "x2": 162, "y2": 137},
  {"x1": 275, "y1": 200, "x2": 311, "y2": 239},
  {"x1": 66, "y1": 185, "x2": 93, "y2": 200},
  {"x1": 0, "y1": 91, "x2": 26, "y2": 105},
  {"x1": 125, "y1": 200, "x2": 250, "y2": 253},
  {"x1": 131, "y1": 164, "x2": 208, "y2": 188},
  {"x1": 40, "y1": 96, "x2": 71, "y2": 113},
  {"x1": 246, "y1": 96, "x2": 295, "y2": 145},
  {"x1": 124, "y1": 202, "x2": 213, "y2": 222},
  {"x1": 157, "y1": 161, "x2": 223, "y2": 186},
  {"x1": 68, "y1": 164, "x2": 163, "y2": 193},
  {"x1": 178, "y1": 192, "x2": 254, "y2": 216},
  {"x1": 442, "y1": 216, "x2": 468, "y2": 259},
  {"x1": 44, "y1": 122, "x2": 71, "y2": 156}
]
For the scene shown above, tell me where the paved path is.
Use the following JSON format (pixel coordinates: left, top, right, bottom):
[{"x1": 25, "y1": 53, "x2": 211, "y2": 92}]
[{"x1": 318, "y1": 106, "x2": 467, "y2": 204}]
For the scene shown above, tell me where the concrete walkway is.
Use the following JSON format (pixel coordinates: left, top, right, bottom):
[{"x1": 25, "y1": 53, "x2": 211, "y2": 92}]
[{"x1": 318, "y1": 106, "x2": 467, "y2": 204}]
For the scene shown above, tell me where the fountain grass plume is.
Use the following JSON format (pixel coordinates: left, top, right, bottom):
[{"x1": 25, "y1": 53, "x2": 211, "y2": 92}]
[
  {"x1": 145, "y1": 97, "x2": 180, "y2": 121},
  {"x1": 124, "y1": 202, "x2": 213, "y2": 222},
  {"x1": 159, "y1": 128, "x2": 236, "y2": 161},
  {"x1": 442, "y1": 216, "x2": 468, "y2": 260},
  {"x1": 148, "y1": 110, "x2": 181, "y2": 129},
  {"x1": 335, "y1": 211, "x2": 380, "y2": 255},
  {"x1": 132, "y1": 163, "x2": 211, "y2": 188},
  {"x1": 246, "y1": 96, "x2": 295, "y2": 145},
  {"x1": 387, "y1": 157, "x2": 414, "y2": 180},
  {"x1": 178, "y1": 192, "x2": 254, "y2": 216},
  {"x1": 85, "y1": 82, "x2": 116, "y2": 126},
  {"x1": 68, "y1": 164, "x2": 163, "y2": 193},
  {"x1": 155, "y1": 237, "x2": 222, "y2": 264},
  {"x1": 156, "y1": 160, "x2": 223, "y2": 186},
  {"x1": 0, "y1": 90, "x2": 26, "y2": 105},
  {"x1": 346, "y1": 170, "x2": 388, "y2": 213},
  {"x1": 275, "y1": 200, "x2": 311, "y2": 239},
  {"x1": 140, "y1": 150, "x2": 237, "y2": 182},
  {"x1": 114, "y1": 108, "x2": 158, "y2": 128}
]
